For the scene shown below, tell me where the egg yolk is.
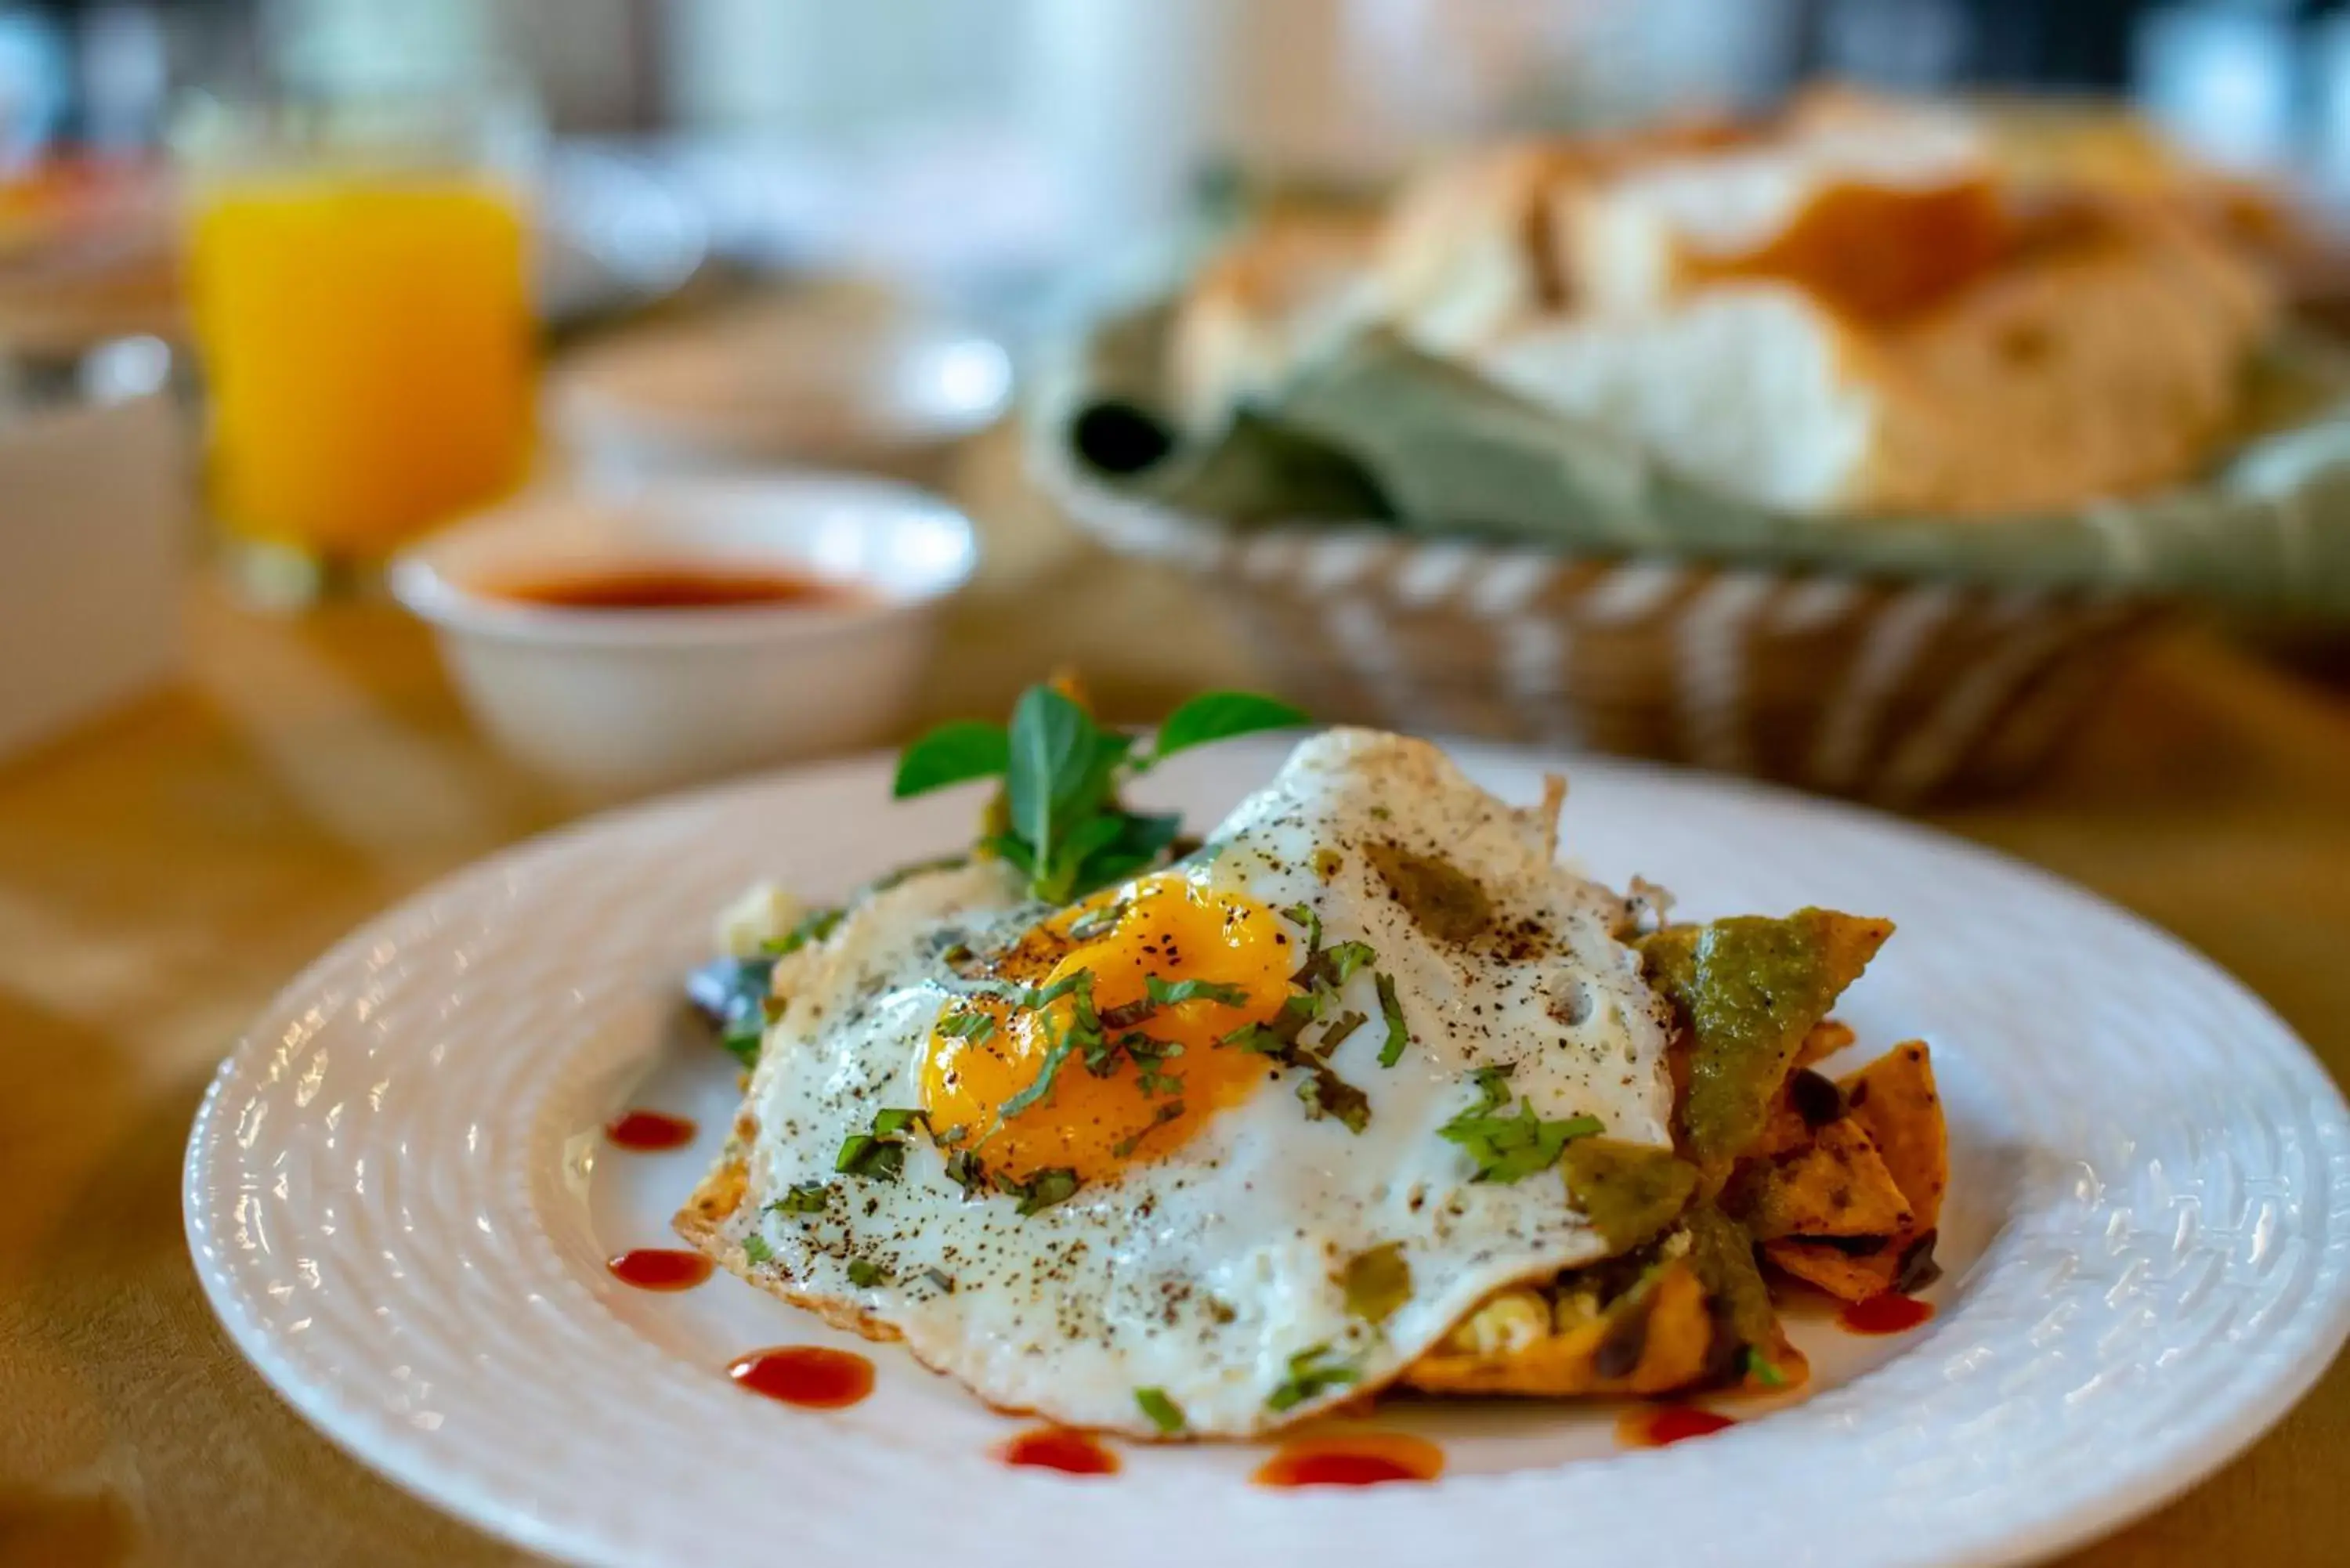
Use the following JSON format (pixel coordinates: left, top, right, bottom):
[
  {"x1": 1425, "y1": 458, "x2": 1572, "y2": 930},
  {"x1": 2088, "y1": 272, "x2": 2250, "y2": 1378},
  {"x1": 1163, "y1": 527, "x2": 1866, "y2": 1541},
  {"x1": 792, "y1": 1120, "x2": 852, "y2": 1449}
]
[{"x1": 920, "y1": 871, "x2": 1294, "y2": 1185}]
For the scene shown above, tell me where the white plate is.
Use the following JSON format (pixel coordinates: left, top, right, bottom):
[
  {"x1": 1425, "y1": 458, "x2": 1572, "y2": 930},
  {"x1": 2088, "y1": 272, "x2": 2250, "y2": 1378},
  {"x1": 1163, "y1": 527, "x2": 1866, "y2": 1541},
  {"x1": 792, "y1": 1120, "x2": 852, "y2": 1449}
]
[{"x1": 183, "y1": 742, "x2": 2350, "y2": 1568}]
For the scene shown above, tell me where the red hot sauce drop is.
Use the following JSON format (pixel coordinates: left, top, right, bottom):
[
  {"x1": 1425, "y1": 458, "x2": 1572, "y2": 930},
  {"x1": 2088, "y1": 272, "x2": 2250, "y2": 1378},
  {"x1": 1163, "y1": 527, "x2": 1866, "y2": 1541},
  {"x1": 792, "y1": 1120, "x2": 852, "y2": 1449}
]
[
  {"x1": 726, "y1": 1346, "x2": 875, "y2": 1410},
  {"x1": 1839, "y1": 1292, "x2": 1936, "y2": 1335},
  {"x1": 606, "y1": 1248, "x2": 713, "y2": 1291},
  {"x1": 998, "y1": 1427, "x2": 1121, "y2": 1476},
  {"x1": 605, "y1": 1110, "x2": 696, "y2": 1151},
  {"x1": 1253, "y1": 1433, "x2": 1445, "y2": 1488},
  {"x1": 1618, "y1": 1406, "x2": 1739, "y2": 1449}
]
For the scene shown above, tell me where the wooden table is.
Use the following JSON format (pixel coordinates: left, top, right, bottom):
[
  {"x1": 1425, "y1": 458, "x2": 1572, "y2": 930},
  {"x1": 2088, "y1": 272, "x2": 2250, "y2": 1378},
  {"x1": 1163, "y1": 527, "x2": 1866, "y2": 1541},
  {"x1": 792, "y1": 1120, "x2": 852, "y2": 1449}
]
[{"x1": 2, "y1": 425, "x2": 2346, "y2": 1566}]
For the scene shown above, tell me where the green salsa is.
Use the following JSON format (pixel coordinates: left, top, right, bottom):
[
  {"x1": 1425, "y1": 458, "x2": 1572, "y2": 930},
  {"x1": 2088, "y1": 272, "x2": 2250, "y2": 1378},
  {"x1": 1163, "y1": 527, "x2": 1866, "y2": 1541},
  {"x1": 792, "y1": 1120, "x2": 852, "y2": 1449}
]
[
  {"x1": 1561, "y1": 1139, "x2": 1700, "y2": 1252},
  {"x1": 1640, "y1": 908, "x2": 1891, "y2": 1168},
  {"x1": 1364, "y1": 842, "x2": 1493, "y2": 944},
  {"x1": 1683, "y1": 1200, "x2": 1779, "y2": 1361}
]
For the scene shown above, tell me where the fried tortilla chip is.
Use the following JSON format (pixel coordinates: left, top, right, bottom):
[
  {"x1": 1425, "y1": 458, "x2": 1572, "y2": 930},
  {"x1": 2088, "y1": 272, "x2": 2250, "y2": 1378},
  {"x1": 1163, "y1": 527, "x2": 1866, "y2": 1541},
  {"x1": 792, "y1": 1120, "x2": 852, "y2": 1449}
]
[
  {"x1": 1730, "y1": 1119, "x2": 1913, "y2": 1240},
  {"x1": 1640, "y1": 910, "x2": 1894, "y2": 1173},
  {"x1": 1405, "y1": 1258, "x2": 1721, "y2": 1397},
  {"x1": 1761, "y1": 1042, "x2": 1949, "y2": 1302},
  {"x1": 1791, "y1": 1020, "x2": 1856, "y2": 1071},
  {"x1": 1765, "y1": 1237, "x2": 1900, "y2": 1299},
  {"x1": 1840, "y1": 1042, "x2": 1947, "y2": 1234}
]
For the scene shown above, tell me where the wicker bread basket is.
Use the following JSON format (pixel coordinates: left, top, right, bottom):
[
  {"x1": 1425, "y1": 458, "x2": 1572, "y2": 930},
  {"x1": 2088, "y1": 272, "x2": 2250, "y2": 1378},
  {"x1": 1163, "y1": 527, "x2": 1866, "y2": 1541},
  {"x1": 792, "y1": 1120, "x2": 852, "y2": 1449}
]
[{"x1": 1035, "y1": 428, "x2": 2164, "y2": 804}]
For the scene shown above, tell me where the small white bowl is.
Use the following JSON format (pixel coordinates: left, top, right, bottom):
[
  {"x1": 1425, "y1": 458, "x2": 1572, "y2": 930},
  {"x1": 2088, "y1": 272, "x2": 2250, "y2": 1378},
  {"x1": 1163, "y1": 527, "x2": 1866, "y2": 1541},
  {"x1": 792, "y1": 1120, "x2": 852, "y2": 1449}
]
[
  {"x1": 391, "y1": 475, "x2": 976, "y2": 798},
  {"x1": 548, "y1": 297, "x2": 1012, "y2": 484}
]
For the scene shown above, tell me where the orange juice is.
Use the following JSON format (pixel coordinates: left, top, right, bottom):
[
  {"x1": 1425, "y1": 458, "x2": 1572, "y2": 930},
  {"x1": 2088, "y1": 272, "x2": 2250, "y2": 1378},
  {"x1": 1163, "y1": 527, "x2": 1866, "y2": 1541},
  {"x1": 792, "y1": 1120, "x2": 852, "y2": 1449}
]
[{"x1": 188, "y1": 174, "x2": 533, "y2": 559}]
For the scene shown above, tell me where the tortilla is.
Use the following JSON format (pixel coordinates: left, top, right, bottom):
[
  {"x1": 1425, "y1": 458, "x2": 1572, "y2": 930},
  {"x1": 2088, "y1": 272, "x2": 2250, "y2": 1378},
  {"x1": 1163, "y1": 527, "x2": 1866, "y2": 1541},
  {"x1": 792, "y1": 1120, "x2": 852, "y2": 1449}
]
[
  {"x1": 1404, "y1": 1258, "x2": 1722, "y2": 1397},
  {"x1": 1764, "y1": 1237, "x2": 1901, "y2": 1299},
  {"x1": 1760, "y1": 1042, "x2": 1949, "y2": 1302},
  {"x1": 1640, "y1": 910, "x2": 1894, "y2": 1172},
  {"x1": 1841, "y1": 1042, "x2": 1948, "y2": 1233},
  {"x1": 1730, "y1": 1118, "x2": 1914, "y2": 1240}
]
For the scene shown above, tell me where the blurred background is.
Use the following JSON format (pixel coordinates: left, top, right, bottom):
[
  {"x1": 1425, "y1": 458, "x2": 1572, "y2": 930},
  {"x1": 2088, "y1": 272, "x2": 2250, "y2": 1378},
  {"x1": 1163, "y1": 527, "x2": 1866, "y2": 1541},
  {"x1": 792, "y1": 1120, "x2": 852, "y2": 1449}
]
[
  {"x1": 9, "y1": 0, "x2": 2349, "y2": 341},
  {"x1": 6, "y1": 0, "x2": 2350, "y2": 796}
]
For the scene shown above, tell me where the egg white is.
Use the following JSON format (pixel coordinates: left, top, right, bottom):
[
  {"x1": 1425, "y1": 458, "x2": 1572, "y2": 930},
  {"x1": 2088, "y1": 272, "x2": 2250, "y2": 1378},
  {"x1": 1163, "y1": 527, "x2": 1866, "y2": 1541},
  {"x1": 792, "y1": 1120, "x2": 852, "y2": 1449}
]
[{"x1": 709, "y1": 730, "x2": 1675, "y2": 1438}]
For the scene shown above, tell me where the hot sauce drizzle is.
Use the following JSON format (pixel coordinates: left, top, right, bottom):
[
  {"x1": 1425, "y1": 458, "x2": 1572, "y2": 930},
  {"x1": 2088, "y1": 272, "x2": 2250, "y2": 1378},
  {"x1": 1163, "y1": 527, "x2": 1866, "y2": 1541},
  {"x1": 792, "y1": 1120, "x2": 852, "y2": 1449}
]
[
  {"x1": 726, "y1": 1346, "x2": 875, "y2": 1409},
  {"x1": 606, "y1": 1248, "x2": 713, "y2": 1291},
  {"x1": 1839, "y1": 1292, "x2": 1936, "y2": 1335},
  {"x1": 1253, "y1": 1433, "x2": 1445, "y2": 1488},
  {"x1": 998, "y1": 1426, "x2": 1121, "y2": 1476},
  {"x1": 1617, "y1": 1406, "x2": 1739, "y2": 1448},
  {"x1": 605, "y1": 1110, "x2": 696, "y2": 1151}
]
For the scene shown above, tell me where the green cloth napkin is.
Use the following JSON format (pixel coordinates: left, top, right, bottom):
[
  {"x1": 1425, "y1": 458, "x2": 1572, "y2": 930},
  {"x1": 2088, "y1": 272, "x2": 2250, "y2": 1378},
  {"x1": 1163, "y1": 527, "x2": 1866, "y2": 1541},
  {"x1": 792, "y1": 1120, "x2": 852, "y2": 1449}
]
[{"x1": 1058, "y1": 302, "x2": 2350, "y2": 620}]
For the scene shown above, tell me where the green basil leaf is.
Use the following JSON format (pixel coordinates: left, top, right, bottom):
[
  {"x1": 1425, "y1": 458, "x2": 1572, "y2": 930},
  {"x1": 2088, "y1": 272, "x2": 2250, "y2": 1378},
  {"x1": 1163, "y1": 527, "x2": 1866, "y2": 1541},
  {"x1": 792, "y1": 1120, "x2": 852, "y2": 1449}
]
[
  {"x1": 1005, "y1": 687, "x2": 1098, "y2": 879},
  {"x1": 846, "y1": 1258, "x2": 890, "y2": 1288},
  {"x1": 891, "y1": 720, "x2": 1010, "y2": 798},
  {"x1": 1151, "y1": 691, "x2": 1311, "y2": 761},
  {"x1": 1039, "y1": 811, "x2": 1130, "y2": 903}
]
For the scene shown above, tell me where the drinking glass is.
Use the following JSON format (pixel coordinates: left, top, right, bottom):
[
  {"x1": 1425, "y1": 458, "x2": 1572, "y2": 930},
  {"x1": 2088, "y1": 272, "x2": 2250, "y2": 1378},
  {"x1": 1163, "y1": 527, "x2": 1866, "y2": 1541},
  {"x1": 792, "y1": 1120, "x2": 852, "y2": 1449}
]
[{"x1": 177, "y1": 85, "x2": 537, "y2": 602}]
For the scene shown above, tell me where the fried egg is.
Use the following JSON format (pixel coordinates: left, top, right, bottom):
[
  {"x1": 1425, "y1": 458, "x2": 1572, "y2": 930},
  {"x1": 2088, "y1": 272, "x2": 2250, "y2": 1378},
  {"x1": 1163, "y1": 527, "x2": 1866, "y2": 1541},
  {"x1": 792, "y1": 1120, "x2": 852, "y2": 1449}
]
[{"x1": 696, "y1": 729, "x2": 1675, "y2": 1438}]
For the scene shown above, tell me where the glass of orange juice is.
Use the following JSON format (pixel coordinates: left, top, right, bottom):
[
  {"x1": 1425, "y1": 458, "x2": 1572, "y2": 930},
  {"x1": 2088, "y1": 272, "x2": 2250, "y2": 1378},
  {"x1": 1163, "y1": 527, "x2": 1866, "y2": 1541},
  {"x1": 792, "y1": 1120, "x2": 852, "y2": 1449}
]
[{"x1": 178, "y1": 89, "x2": 537, "y2": 602}]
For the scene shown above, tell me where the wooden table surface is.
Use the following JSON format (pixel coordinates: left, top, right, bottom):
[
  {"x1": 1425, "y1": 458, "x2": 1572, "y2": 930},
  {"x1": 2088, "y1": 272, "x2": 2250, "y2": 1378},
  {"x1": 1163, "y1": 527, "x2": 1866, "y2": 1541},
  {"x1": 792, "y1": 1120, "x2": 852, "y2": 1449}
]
[{"x1": 2, "y1": 425, "x2": 2346, "y2": 1566}]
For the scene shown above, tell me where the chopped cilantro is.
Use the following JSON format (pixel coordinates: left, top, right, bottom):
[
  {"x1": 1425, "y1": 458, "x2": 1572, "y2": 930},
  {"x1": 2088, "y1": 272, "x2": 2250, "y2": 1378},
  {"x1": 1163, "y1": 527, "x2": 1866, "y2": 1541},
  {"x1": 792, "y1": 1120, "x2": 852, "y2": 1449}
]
[
  {"x1": 763, "y1": 905, "x2": 844, "y2": 957},
  {"x1": 1111, "y1": 1100, "x2": 1185, "y2": 1158},
  {"x1": 935, "y1": 1008, "x2": 997, "y2": 1046},
  {"x1": 1311, "y1": 1009, "x2": 1368, "y2": 1057},
  {"x1": 1438, "y1": 1067, "x2": 1603, "y2": 1182},
  {"x1": 719, "y1": 1011, "x2": 765, "y2": 1068},
  {"x1": 1144, "y1": 974, "x2": 1253, "y2": 1009},
  {"x1": 1296, "y1": 1068, "x2": 1371, "y2": 1133},
  {"x1": 772, "y1": 1183, "x2": 831, "y2": 1216},
  {"x1": 1265, "y1": 1344, "x2": 1360, "y2": 1412},
  {"x1": 833, "y1": 1135, "x2": 902, "y2": 1181},
  {"x1": 996, "y1": 1166, "x2": 1083, "y2": 1216},
  {"x1": 847, "y1": 1259, "x2": 890, "y2": 1288},
  {"x1": 837, "y1": 1106, "x2": 927, "y2": 1181},
  {"x1": 942, "y1": 1149, "x2": 986, "y2": 1197},
  {"x1": 1743, "y1": 1346, "x2": 1788, "y2": 1389},
  {"x1": 1124, "y1": 1035, "x2": 1186, "y2": 1098},
  {"x1": 1375, "y1": 972, "x2": 1408, "y2": 1067},
  {"x1": 980, "y1": 970, "x2": 1105, "y2": 1122},
  {"x1": 1068, "y1": 900, "x2": 1128, "y2": 941},
  {"x1": 1134, "y1": 1386, "x2": 1186, "y2": 1435},
  {"x1": 1302, "y1": 939, "x2": 1375, "y2": 992},
  {"x1": 1220, "y1": 908, "x2": 1376, "y2": 1132},
  {"x1": 740, "y1": 1233, "x2": 774, "y2": 1265}
]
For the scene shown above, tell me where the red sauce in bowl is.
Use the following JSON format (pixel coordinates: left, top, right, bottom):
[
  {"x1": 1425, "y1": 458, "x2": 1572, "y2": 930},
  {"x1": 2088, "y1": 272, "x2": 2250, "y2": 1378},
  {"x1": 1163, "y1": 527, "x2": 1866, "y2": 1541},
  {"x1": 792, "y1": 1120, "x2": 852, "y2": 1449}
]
[{"x1": 485, "y1": 568, "x2": 859, "y2": 612}]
